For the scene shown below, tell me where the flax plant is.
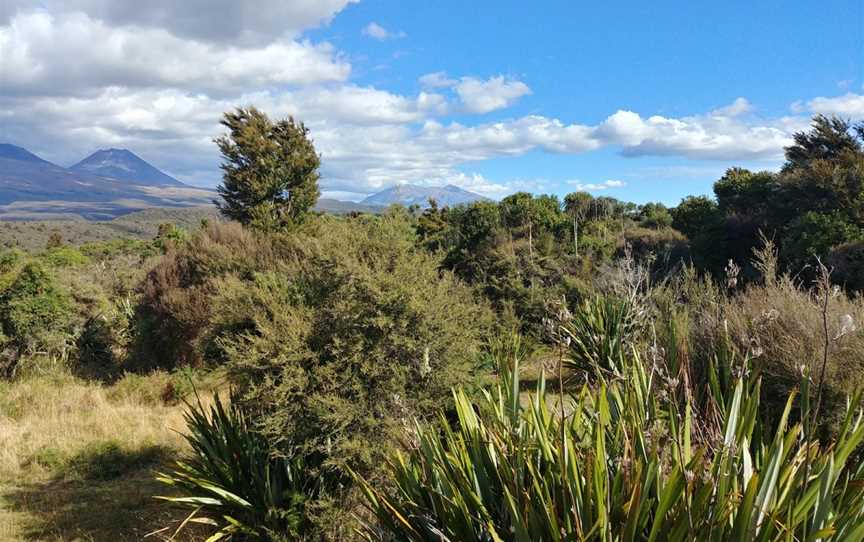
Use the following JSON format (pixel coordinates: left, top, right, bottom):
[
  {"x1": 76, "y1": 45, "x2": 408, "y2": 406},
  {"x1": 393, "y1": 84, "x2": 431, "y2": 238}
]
[{"x1": 357, "y1": 340, "x2": 864, "y2": 541}]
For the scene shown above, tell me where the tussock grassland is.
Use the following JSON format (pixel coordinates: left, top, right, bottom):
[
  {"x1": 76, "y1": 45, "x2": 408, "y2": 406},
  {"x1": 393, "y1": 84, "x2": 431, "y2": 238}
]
[{"x1": 0, "y1": 371, "x2": 221, "y2": 541}]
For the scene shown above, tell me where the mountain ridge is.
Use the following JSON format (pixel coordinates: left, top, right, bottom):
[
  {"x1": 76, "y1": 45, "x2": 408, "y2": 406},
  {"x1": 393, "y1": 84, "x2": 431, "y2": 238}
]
[
  {"x1": 361, "y1": 183, "x2": 487, "y2": 207},
  {"x1": 70, "y1": 148, "x2": 184, "y2": 187}
]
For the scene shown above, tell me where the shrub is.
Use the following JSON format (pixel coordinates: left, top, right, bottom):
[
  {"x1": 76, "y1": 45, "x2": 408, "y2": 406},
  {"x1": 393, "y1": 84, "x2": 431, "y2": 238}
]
[
  {"x1": 133, "y1": 221, "x2": 268, "y2": 369},
  {"x1": 41, "y1": 246, "x2": 90, "y2": 268},
  {"x1": 561, "y1": 296, "x2": 637, "y2": 375},
  {"x1": 157, "y1": 392, "x2": 341, "y2": 541},
  {"x1": 359, "y1": 344, "x2": 864, "y2": 541},
  {"x1": 141, "y1": 216, "x2": 492, "y2": 537},
  {"x1": 829, "y1": 240, "x2": 864, "y2": 292},
  {"x1": 0, "y1": 262, "x2": 72, "y2": 366},
  {"x1": 650, "y1": 242, "x2": 864, "y2": 434},
  {"x1": 620, "y1": 226, "x2": 689, "y2": 275},
  {"x1": 0, "y1": 248, "x2": 23, "y2": 273}
]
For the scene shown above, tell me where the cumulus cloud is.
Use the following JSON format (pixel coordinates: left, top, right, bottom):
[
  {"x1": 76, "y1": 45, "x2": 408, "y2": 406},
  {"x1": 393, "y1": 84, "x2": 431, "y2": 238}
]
[
  {"x1": 362, "y1": 21, "x2": 406, "y2": 40},
  {"x1": 802, "y1": 93, "x2": 864, "y2": 118},
  {"x1": 455, "y1": 76, "x2": 532, "y2": 114},
  {"x1": 711, "y1": 97, "x2": 753, "y2": 117},
  {"x1": 2, "y1": 83, "x2": 807, "y2": 197},
  {"x1": 1, "y1": 0, "x2": 357, "y2": 44},
  {"x1": 567, "y1": 179, "x2": 626, "y2": 191},
  {"x1": 0, "y1": 1, "x2": 831, "y2": 201},
  {"x1": 0, "y1": 11, "x2": 349, "y2": 97},
  {"x1": 419, "y1": 71, "x2": 457, "y2": 88},
  {"x1": 595, "y1": 110, "x2": 792, "y2": 160}
]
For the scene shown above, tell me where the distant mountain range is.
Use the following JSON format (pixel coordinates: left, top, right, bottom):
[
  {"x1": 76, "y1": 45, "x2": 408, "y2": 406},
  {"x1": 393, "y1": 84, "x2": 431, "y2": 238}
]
[
  {"x1": 0, "y1": 143, "x2": 213, "y2": 220},
  {"x1": 361, "y1": 184, "x2": 487, "y2": 207},
  {"x1": 0, "y1": 143, "x2": 488, "y2": 221}
]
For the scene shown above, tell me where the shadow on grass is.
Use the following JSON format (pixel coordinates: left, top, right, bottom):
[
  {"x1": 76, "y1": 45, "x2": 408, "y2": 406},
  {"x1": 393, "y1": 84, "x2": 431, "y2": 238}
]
[{"x1": 1, "y1": 444, "x2": 208, "y2": 541}]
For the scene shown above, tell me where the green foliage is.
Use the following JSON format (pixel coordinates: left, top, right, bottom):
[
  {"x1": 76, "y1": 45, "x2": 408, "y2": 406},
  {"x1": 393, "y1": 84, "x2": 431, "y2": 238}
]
[
  {"x1": 783, "y1": 114, "x2": 862, "y2": 172},
  {"x1": 0, "y1": 248, "x2": 23, "y2": 272},
  {"x1": 158, "y1": 392, "x2": 338, "y2": 541},
  {"x1": 40, "y1": 246, "x2": 90, "y2": 267},
  {"x1": 75, "y1": 315, "x2": 117, "y2": 374},
  {"x1": 138, "y1": 216, "x2": 492, "y2": 537},
  {"x1": 358, "y1": 345, "x2": 864, "y2": 541},
  {"x1": 829, "y1": 240, "x2": 864, "y2": 291},
  {"x1": 782, "y1": 211, "x2": 863, "y2": 269},
  {"x1": 621, "y1": 227, "x2": 689, "y2": 273},
  {"x1": 154, "y1": 222, "x2": 189, "y2": 252},
  {"x1": 561, "y1": 296, "x2": 637, "y2": 375},
  {"x1": 216, "y1": 107, "x2": 321, "y2": 231},
  {"x1": 79, "y1": 238, "x2": 159, "y2": 259},
  {"x1": 673, "y1": 116, "x2": 864, "y2": 280},
  {"x1": 0, "y1": 262, "x2": 72, "y2": 355},
  {"x1": 637, "y1": 202, "x2": 673, "y2": 229}
]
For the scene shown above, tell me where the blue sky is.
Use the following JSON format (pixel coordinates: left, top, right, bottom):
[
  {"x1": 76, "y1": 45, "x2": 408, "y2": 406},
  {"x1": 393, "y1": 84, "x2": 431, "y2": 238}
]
[{"x1": 2, "y1": 0, "x2": 863, "y2": 204}]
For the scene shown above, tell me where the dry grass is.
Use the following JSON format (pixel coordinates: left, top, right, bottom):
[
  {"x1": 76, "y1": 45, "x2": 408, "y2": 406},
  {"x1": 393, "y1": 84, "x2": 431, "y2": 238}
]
[{"x1": 0, "y1": 371, "x2": 223, "y2": 541}]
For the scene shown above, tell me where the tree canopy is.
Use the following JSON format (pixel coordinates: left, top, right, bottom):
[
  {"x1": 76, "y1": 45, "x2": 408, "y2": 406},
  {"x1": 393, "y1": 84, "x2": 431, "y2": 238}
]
[{"x1": 216, "y1": 107, "x2": 320, "y2": 230}]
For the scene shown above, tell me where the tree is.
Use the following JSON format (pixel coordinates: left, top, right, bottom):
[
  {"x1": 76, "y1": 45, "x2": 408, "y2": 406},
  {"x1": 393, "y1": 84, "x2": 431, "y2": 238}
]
[
  {"x1": 564, "y1": 191, "x2": 592, "y2": 256},
  {"x1": 216, "y1": 107, "x2": 320, "y2": 230},
  {"x1": 638, "y1": 202, "x2": 673, "y2": 229},
  {"x1": 782, "y1": 211, "x2": 864, "y2": 270},
  {"x1": 501, "y1": 192, "x2": 536, "y2": 258},
  {"x1": 783, "y1": 115, "x2": 861, "y2": 172},
  {"x1": 671, "y1": 196, "x2": 719, "y2": 239}
]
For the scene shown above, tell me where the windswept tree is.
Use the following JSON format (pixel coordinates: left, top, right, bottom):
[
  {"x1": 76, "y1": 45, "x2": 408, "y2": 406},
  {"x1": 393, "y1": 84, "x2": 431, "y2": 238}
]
[{"x1": 216, "y1": 107, "x2": 320, "y2": 230}]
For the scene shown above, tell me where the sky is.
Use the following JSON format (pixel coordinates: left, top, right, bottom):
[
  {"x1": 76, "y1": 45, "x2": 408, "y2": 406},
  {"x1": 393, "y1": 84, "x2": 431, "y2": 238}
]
[{"x1": 1, "y1": 0, "x2": 863, "y2": 204}]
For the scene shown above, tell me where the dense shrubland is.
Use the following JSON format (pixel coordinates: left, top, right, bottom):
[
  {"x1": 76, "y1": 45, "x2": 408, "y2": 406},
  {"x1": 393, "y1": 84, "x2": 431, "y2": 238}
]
[{"x1": 1, "y1": 111, "x2": 863, "y2": 540}]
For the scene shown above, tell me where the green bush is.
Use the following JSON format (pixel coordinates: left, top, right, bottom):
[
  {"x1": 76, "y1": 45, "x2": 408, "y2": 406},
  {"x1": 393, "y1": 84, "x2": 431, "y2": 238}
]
[
  {"x1": 0, "y1": 262, "x2": 72, "y2": 362},
  {"x1": 40, "y1": 246, "x2": 90, "y2": 268},
  {"x1": 0, "y1": 248, "x2": 23, "y2": 273},
  {"x1": 562, "y1": 296, "x2": 639, "y2": 375},
  {"x1": 359, "y1": 345, "x2": 864, "y2": 541},
  {"x1": 829, "y1": 240, "x2": 864, "y2": 292},
  {"x1": 133, "y1": 221, "x2": 268, "y2": 369},
  {"x1": 158, "y1": 392, "x2": 340, "y2": 541},
  {"x1": 140, "y1": 216, "x2": 492, "y2": 537}
]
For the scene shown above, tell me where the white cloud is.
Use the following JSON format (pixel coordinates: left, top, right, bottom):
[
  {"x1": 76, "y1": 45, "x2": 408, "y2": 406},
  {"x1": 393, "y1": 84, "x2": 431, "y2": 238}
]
[
  {"x1": 803, "y1": 93, "x2": 864, "y2": 118},
  {"x1": 595, "y1": 110, "x2": 793, "y2": 160},
  {"x1": 567, "y1": 179, "x2": 626, "y2": 191},
  {"x1": 711, "y1": 97, "x2": 753, "y2": 117},
  {"x1": 455, "y1": 76, "x2": 532, "y2": 114},
  {"x1": 1, "y1": 0, "x2": 357, "y2": 44},
  {"x1": 419, "y1": 71, "x2": 457, "y2": 88},
  {"x1": 0, "y1": 3, "x2": 830, "y2": 202},
  {"x1": 362, "y1": 21, "x2": 406, "y2": 40},
  {"x1": 3, "y1": 84, "x2": 807, "y2": 197},
  {"x1": 0, "y1": 11, "x2": 350, "y2": 97}
]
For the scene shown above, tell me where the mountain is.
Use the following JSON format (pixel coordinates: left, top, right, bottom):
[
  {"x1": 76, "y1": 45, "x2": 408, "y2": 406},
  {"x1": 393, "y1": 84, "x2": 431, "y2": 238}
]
[
  {"x1": 0, "y1": 143, "x2": 124, "y2": 204},
  {"x1": 0, "y1": 143, "x2": 213, "y2": 220},
  {"x1": 361, "y1": 184, "x2": 487, "y2": 207},
  {"x1": 70, "y1": 148, "x2": 184, "y2": 186},
  {"x1": 0, "y1": 143, "x2": 53, "y2": 164}
]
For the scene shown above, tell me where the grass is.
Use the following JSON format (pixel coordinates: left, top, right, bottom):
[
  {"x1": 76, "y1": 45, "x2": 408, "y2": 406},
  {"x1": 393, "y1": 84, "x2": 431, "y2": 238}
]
[{"x1": 0, "y1": 370, "x2": 222, "y2": 541}]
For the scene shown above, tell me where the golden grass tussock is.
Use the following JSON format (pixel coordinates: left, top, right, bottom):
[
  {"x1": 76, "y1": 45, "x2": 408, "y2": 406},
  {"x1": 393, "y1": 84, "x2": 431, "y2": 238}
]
[
  {"x1": 0, "y1": 371, "x2": 221, "y2": 541},
  {"x1": 0, "y1": 374, "x2": 189, "y2": 483}
]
